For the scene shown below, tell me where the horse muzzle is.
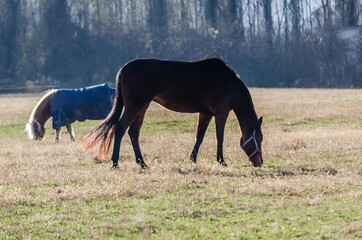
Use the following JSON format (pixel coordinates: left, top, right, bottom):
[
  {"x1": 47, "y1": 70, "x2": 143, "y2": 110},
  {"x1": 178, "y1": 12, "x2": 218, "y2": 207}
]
[{"x1": 250, "y1": 153, "x2": 263, "y2": 167}]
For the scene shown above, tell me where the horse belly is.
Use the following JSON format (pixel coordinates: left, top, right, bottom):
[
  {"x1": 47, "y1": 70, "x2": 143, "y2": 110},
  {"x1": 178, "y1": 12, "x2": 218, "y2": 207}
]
[{"x1": 153, "y1": 95, "x2": 211, "y2": 113}]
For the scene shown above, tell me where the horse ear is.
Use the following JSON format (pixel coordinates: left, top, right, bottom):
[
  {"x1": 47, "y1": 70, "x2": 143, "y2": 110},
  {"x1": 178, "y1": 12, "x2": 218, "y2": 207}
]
[{"x1": 257, "y1": 117, "x2": 263, "y2": 126}]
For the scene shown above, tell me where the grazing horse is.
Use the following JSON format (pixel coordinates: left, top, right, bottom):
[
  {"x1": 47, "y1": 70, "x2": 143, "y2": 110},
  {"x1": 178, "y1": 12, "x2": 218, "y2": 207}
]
[
  {"x1": 80, "y1": 58, "x2": 263, "y2": 168},
  {"x1": 26, "y1": 84, "x2": 115, "y2": 141}
]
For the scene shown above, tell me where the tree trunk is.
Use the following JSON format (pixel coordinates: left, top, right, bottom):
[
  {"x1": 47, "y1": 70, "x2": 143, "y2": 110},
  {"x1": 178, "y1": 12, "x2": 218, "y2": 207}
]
[
  {"x1": 4, "y1": 0, "x2": 21, "y2": 79},
  {"x1": 262, "y1": 0, "x2": 273, "y2": 45},
  {"x1": 346, "y1": 0, "x2": 358, "y2": 26}
]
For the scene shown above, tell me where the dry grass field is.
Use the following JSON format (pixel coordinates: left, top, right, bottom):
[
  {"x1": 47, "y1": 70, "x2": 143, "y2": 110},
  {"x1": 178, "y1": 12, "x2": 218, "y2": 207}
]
[{"x1": 0, "y1": 88, "x2": 361, "y2": 239}]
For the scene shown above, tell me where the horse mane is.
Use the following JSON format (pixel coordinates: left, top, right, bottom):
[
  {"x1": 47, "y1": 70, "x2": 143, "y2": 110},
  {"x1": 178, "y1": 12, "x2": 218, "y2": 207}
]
[
  {"x1": 25, "y1": 90, "x2": 58, "y2": 139},
  {"x1": 206, "y1": 57, "x2": 240, "y2": 80},
  {"x1": 219, "y1": 59, "x2": 258, "y2": 124},
  {"x1": 224, "y1": 61, "x2": 240, "y2": 79}
]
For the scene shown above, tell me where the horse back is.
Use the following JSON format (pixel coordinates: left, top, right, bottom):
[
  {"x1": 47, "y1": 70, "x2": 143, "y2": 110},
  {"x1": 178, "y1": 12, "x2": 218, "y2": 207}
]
[
  {"x1": 50, "y1": 84, "x2": 115, "y2": 129},
  {"x1": 120, "y1": 58, "x2": 242, "y2": 114}
]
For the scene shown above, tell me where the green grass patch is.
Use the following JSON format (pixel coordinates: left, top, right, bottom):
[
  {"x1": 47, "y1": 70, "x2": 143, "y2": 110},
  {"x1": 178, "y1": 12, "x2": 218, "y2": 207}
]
[
  {"x1": 266, "y1": 115, "x2": 359, "y2": 131},
  {"x1": 0, "y1": 188, "x2": 360, "y2": 239},
  {"x1": 0, "y1": 123, "x2": 27, "y2": 139},
  {"x1": 143, "y1": 118, "x2": 197, "y2": 134}
]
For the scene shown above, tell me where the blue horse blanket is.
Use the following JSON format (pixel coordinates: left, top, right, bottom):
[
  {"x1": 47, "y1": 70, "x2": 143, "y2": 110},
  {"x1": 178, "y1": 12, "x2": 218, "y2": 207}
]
[{"x1": 50, "y1": 84, "x2": 116, "y2": 129}]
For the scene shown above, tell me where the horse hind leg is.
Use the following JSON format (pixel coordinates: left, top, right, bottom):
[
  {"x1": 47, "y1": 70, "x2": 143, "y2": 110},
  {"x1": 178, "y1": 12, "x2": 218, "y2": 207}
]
[
  {"x1": 66, "y1": 124, "x2": 75, "y2": 142},
  {"x1": 111, "y1": 106, "x2": 146, "y2": 169},
  {"x1": 128, "y1": 104, "x2": 150, "y2": 169},
  {"x1": 190, "y1": 113, "x2": 212, "y2": 163},
  {"x1": 54, "y1": 128, "x2": 61, "y2": 142}
]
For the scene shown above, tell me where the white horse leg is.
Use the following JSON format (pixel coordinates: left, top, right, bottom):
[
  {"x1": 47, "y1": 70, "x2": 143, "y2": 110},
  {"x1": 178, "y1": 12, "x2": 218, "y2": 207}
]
[
  {"x1": 55, "y1": 128, "x2": 61, "y2": 142},
  {"x1": 66, "y1": 124, "x2": 75, "y2": 142}
]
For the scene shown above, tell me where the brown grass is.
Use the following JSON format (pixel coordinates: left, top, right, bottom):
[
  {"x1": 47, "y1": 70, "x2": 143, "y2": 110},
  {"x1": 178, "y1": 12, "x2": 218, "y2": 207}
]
[{"x1": 0, "y1": 89, "x2": 361, "y2": 239}]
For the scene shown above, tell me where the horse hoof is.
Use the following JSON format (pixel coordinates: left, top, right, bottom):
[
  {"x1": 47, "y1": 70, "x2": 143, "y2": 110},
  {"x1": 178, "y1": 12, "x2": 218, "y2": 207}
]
[
  {"x1": 141, "y1": 163, "x2": 149, "y2": 169},
  {"x1": 190, "y1": 152, "x2": 197, "y2": 163},
  {"x1": 219, "y1": 161, "x2": 228, "y2": 167},
  {"x1": 111, "y1": 165, "x2": 119, "y2": 170}
]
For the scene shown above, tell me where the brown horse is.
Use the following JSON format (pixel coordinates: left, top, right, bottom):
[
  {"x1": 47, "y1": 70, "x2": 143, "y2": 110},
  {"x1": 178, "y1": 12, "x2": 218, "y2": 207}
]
[{"x1": 80, "y1": 58, "x2": 263, "y2": 168}]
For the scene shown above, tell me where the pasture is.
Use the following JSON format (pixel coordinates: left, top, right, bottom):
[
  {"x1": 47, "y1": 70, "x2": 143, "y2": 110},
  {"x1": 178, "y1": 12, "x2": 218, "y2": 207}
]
[{"x1": 0, "y1": 88, "x2": 361, "y2": 239}]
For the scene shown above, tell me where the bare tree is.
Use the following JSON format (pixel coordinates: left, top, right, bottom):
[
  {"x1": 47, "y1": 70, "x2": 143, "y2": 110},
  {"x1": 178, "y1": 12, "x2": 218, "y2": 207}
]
[
  {"x1": 2, "y1": 0, "x2": 22, "y2": 80},
  {"x1": 261, "y1": 0, "x2": 273, "y2": 44},
  {"x1": 205, "y1": 0, "x2": 218, "y2": 29},
  {"x1": 321, "y1": 0, "x2": 332, "y2": 26},
  {"x1": 335, "y1": 0, "x2": 359, "y2": 26},
  {"x1": 147, "y1": 0, "x2": 168, "y2": 55}
]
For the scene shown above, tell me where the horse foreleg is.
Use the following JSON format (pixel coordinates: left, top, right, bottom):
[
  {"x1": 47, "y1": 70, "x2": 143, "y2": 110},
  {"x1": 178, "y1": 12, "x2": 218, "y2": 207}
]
[
  {"x1": 128, "y1": 104, "x2": 149, "y2": 169},
  {"x1": 215, "y1": 112, "x2": 229, "y2": 167},
  {"x1": 54, "y1": 128, "x2": 61, "y2": 142},
  {"x1": 190, "y1": 113, "x2": 212, "y2": 163},
  {"x1": 66, "y1": 124, "x2": 75, "y2": 142},
  {"x1": 111, "y1": 109, "x2": 140, "y2": 169}
]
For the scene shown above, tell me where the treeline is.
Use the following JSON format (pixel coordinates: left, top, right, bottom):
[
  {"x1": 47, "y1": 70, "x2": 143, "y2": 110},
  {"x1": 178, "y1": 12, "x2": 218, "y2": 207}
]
[{"x1": 0, "y1": 0, "x2": 361, "y2": 89}]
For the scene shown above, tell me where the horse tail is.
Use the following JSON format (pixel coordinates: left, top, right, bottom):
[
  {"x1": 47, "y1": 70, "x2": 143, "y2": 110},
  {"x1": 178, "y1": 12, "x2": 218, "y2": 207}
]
[{"x1": 79, "y1": 69, "x2": 125, "y2": 160}]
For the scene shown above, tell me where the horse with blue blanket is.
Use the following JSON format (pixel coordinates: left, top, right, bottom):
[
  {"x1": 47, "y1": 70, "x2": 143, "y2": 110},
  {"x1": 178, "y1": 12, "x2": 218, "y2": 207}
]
[{"x1": 26, "y1": 84, "x2": 115, "y2": 141}]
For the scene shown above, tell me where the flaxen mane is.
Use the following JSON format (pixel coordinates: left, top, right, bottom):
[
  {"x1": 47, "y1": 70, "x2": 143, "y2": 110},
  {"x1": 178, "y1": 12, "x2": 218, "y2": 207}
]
[{"x1": 25, "y1": 90, "x2": 57, "y2": 139}]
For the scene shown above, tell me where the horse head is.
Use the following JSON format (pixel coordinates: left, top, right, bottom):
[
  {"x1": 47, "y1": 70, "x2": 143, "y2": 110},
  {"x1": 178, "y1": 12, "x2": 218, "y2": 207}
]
[
  {"x1": 240, "y1": 117, "x2": 263, "y2": 167},
  {"x1": 26, "y1": 119, "x2": 45, "y2": 140},
  {"x1": 26, "y1": 90, "x2": 56, "y2": 141}
]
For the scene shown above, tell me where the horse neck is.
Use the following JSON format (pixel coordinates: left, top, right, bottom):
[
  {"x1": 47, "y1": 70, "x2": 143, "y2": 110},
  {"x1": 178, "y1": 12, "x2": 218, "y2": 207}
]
[
  {"x1": 233, "y1": 88, "x2": 258, "y2": 138},
  {"x1": 32, "y1": 92, "x2": 54, "y2": 125}
]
